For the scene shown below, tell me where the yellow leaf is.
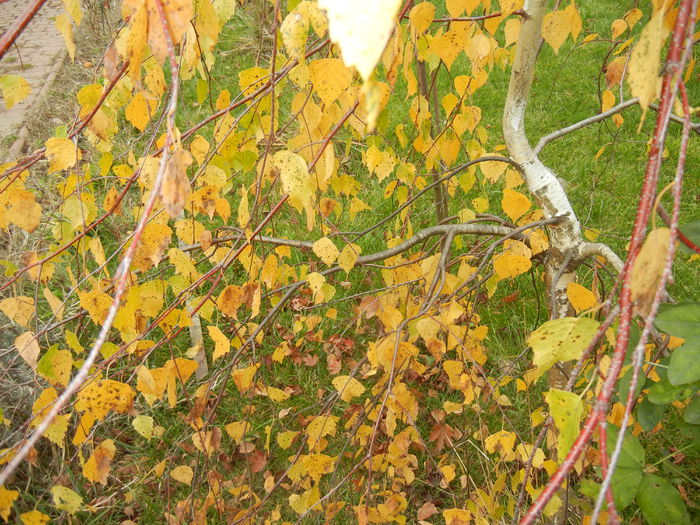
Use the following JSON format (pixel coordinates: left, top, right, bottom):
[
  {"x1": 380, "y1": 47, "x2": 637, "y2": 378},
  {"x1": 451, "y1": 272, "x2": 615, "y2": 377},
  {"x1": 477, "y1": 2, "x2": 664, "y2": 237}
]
[
  {"x1": 207, "y1": 325, "x2": 231, "y2": 361},
  {"x1": 601, "y1": 89, "x2": 615, "y2": 112},
  {"x1": 409, "y1": 2, "x2": 435, "y2": 36},
  {"x1": 504, "y1": 18, "x2": 521, "y2": 47},
  {"x1": 82, "y1": 439, "x2": 116, "y2": 484},
  {"x1": 0, "y1": 75, "x2": 31, "y2": 109},
  {"x1": 545, "y1": 389, "x2": 583, "y2": 461},
  {"x1": 471, "y1": 196, "x2": 488, "y2": 213},
  {"x1": 281, "y1": 11, "x2": 309, "y2": 59},
  {"x1": 332, "y1": 375, "x2": 365, "y2": 402},
  {"x1": 75, "y1": 379, "x2": 135, "y2": 420},
  {"x1": 36, "y1": 346, "x2": 73, "y2": 388},
  {"x1": 55, "y1": 14, "x2": 76, "y2": 61},
  {"x1": 78, "y1": 287, "x2": 112, "y2": 325},
  {"x1": 1, "y1": 188, "x2": 42, "y2": 232},
  {"x1": 170, "y1": 465, "x2": 193, "y2": 485},
  {"x1": 313, "y1": 236, "x2": 339, "y2": 265},
  {"x1": 124, "y1": 2, "x2": 147, "y2": 78},
  {"x1": 131, "y1": 222, "x2": 173, "y2": 271},
  {"x1": 0, "y1": 296, "x2": 34, "y2": 327},
  {"x1": 627, "y1": 8, "x2": 665, "y2": 118},
  {"x1": 162, "y1": 147, "x2": 193, "y2": 218},
  {"x1": 217, "y1": 285, "x2": 245, "y2": 318},
  {"x1": 337, "y1": 243, "x2": 361, "y2": 273},
  {"x1": 630, "y1": 227, "x2": 671, "y2": 316},
  {"x1": 125, "y1": 91, "x2": 156, "y2": 131},
  {"x1": 122, "y1": 0, "x2": 193, "y2": 65},
  {"x1": 566, "y1": 282, "x2": 597, "y2": 314},
  {"x1": 169, "y1": 247, "x2": 200, "y2": 281},
  {"x1": 189, "y1": 134, "x2": 210, "y2": 165},
  {"x1": 225, "y1": 421, "x2": 249, "y2": 444},
  {"x1": 484, "y1": 429, "x2": 516, "y2": 459},
  {"x1": 302, "y1": 453, "x2": 336, "y2": 481},
  {"x1": 267, "y1": 386, "x2": 291, "y2": 402},
  {"x1": 174, "y1": 218, "x2": 205, "y2": 245},
  {"x1": 19, "y1": 509, "x2": 50, "y2": 525},
  {"x1": 308, "y1": 58, "x2": 352, "y2": 107},
  {"x1": 528, "y1": 317, "x2": 600, "y2": 380},
  {"x1": 132, "y1": 415, "x2": 154, "y2": 439},
  {"x1": 306, "y1": 415, "x2": 338, "y2": 447},
  {"x1": 541, "y1": 9, "x2": 571, "y2": 54},
  {"x1": 277, "y1": 430, "x2": 299, "y2": 450},
  {"x1": 500, "y1": 0, "x2": 524, "y2": 17},
  {"x1": 289, "y1": 484, "x2": 320, "y2": 515},
  {"x1": 444, "y1": 508, "x2": 473, "y2": 525},
  {"x1": 63, "y1": 0, "x2": 82, "y2": 25},
  {"x1": 15, "y1": 331, "x2": 39, "y2": 369},
  {"x1": 0, "y1": 485, "x2": 19, "y2": 522},
  {"x1": 318, "y1": 0, "x2": 402, "y2": 80},
  {"x1": 237, "y1": 185, "x2": 250, "y2": 228},
  {"x1": 611, "y1": 19, "x2": 628, "y2": 39},
  {"x1": 501, "y1": 188, "x2": 531, "y2": 222},
  {"x1": 273, "y1": 150, "x2": 315, "y2": 228},
  {"x1": 564, "y1": 1, "x2": 582, "y2": 41},
  {"x1": 493, "y1": 253, "x2": 531, "y2": 279},
  {"x1": 50, "y1": 485, "x2": 82, "y2": 514},
  {"x1": 231, "y1": 364, "x2": 259, "y2": 393},
  {"x1": 45, "y1": 137, "x2": 79, "y2": 173}
]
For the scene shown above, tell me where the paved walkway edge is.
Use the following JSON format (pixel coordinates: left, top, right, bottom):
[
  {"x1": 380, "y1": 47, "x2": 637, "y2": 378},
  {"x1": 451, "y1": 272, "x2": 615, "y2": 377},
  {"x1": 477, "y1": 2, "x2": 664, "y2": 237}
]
[{"x1": 5, "y1": 48, "x2": 67, "y2": 163}]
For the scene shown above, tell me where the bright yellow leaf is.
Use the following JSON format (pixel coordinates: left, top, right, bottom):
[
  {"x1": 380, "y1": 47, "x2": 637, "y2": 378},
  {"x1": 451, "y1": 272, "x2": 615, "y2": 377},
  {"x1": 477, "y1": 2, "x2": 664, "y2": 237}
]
[
  {"x1": 45, "y1": 137, "x2": 79, "y2": 173},
  {"x1": 0, "y1": 485, "x2": 18, "y2": 522},
  {"x1": 50, "y1": 485, "x2": 82, "y2": 514},
  {"x1": 0, "y1": 75, "x2": 31, "y2": 109},
  {"x1": 528, "y1": 317, "x2": 600, "y2": 380},
  {"x1": 0, "y1": 296, "x2": 34, "y2": 328},
  {"x1": 82, "y1": 439, "x2": 116, "y2": 484},
  {"x1": 501, "y1": 188, "x2": 531, "y2": 222},
  {"x1": 313, "y1": 236, "x2": 339, "y2": 265},
  {"x1": 170, "y1": 465, "x2": 193, "y2": 485},
  {"x1": 566, "y1": 282, "x2": 598, "y2": 314},
  {"x1": 318, "y1": 0, "x2": 402, "y2": 80},
  {"x1": 332, "y1": 375, "x2": 365, "y2": 402},
  {"x1": 19, "y1": 509, "x2": 50, "y2": 525}
]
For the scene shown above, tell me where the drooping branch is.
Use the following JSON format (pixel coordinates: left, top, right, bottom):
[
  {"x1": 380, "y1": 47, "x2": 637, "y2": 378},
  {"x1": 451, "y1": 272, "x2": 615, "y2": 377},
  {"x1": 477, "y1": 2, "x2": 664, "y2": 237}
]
[{"x1": 0, "y1": 1, "x2": 183, "y2": 486}]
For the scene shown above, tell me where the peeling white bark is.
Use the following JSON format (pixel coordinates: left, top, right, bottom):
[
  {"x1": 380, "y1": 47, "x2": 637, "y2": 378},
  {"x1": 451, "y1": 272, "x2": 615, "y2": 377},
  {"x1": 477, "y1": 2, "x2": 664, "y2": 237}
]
[{"x1": 503, "y1": 0, "x2": 585, "y2": 322}]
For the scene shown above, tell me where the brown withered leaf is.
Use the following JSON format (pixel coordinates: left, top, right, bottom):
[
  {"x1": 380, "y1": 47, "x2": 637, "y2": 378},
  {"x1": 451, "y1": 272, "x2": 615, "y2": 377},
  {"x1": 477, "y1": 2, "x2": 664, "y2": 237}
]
[
  {"x1": 357, "y1": 296, "x2": 379, "y2": 319},
  {"x1": 326, "y1": 353, "x2": 342, "y2": 374},
  {"x1": 428, "y1": 423, "x2": 462, "y2": 453},
  {"x1": 161, "y1": 147, "x2": 192, "y2": 218},
  {"x1": 302, "y1": 353, "x2": 319, "y2": 367},
  {"x1": 247, "y1": 449, "x2": 267, "y2": 473},
  {"x1": 630, "y1": 227, "x2": 671, "y2": 317},
  {"x1": 417, "y1": 501, "x2": 439, "y2": 520}
]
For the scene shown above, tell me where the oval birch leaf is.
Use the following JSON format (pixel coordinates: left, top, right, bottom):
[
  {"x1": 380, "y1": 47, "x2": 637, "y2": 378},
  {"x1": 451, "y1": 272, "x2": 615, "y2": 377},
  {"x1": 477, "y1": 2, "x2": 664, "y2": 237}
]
[
  {"x1": 545, "y1": 389, "x2": 582, "y2": 461},
  {"x1": 528, "y1": 317, "x2": 600, "y2": 381},
  {"x1": 318, "y1": 0, "x2": 402, "y2": 80},
  {"x1": 630, "y1": 227, "x2": 671, "y2": 316},
  {"x1": 627, "y1": 8, "x2": 665, "y2": 120}
]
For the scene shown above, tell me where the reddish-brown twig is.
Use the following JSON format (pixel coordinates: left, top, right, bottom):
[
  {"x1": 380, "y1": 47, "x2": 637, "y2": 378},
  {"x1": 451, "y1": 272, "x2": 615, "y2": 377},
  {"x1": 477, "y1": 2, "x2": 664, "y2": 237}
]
[{"x1": 520, "y1": 0, "x2": 696, "y2": 522}]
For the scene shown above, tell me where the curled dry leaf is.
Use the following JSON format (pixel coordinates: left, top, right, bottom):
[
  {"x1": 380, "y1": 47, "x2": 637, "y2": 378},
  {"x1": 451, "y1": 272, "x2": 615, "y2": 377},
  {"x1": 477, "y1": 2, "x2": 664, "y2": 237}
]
[{"x1": 161, "y1": 147, "x2": 193, "y2": 218}]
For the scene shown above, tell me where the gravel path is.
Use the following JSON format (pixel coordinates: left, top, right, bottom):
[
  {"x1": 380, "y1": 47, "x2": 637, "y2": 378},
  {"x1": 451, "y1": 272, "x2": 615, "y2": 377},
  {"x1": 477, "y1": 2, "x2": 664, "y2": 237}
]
[{"x1": 0, "y1": 0, "x2": 67, "y2": 151}]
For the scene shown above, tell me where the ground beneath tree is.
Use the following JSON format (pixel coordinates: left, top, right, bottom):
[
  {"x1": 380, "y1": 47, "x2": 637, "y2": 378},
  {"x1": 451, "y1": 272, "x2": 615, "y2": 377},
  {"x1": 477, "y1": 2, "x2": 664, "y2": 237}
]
[{"x1": 0, "y1": 0, "x2": 66, "y2": 159}]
